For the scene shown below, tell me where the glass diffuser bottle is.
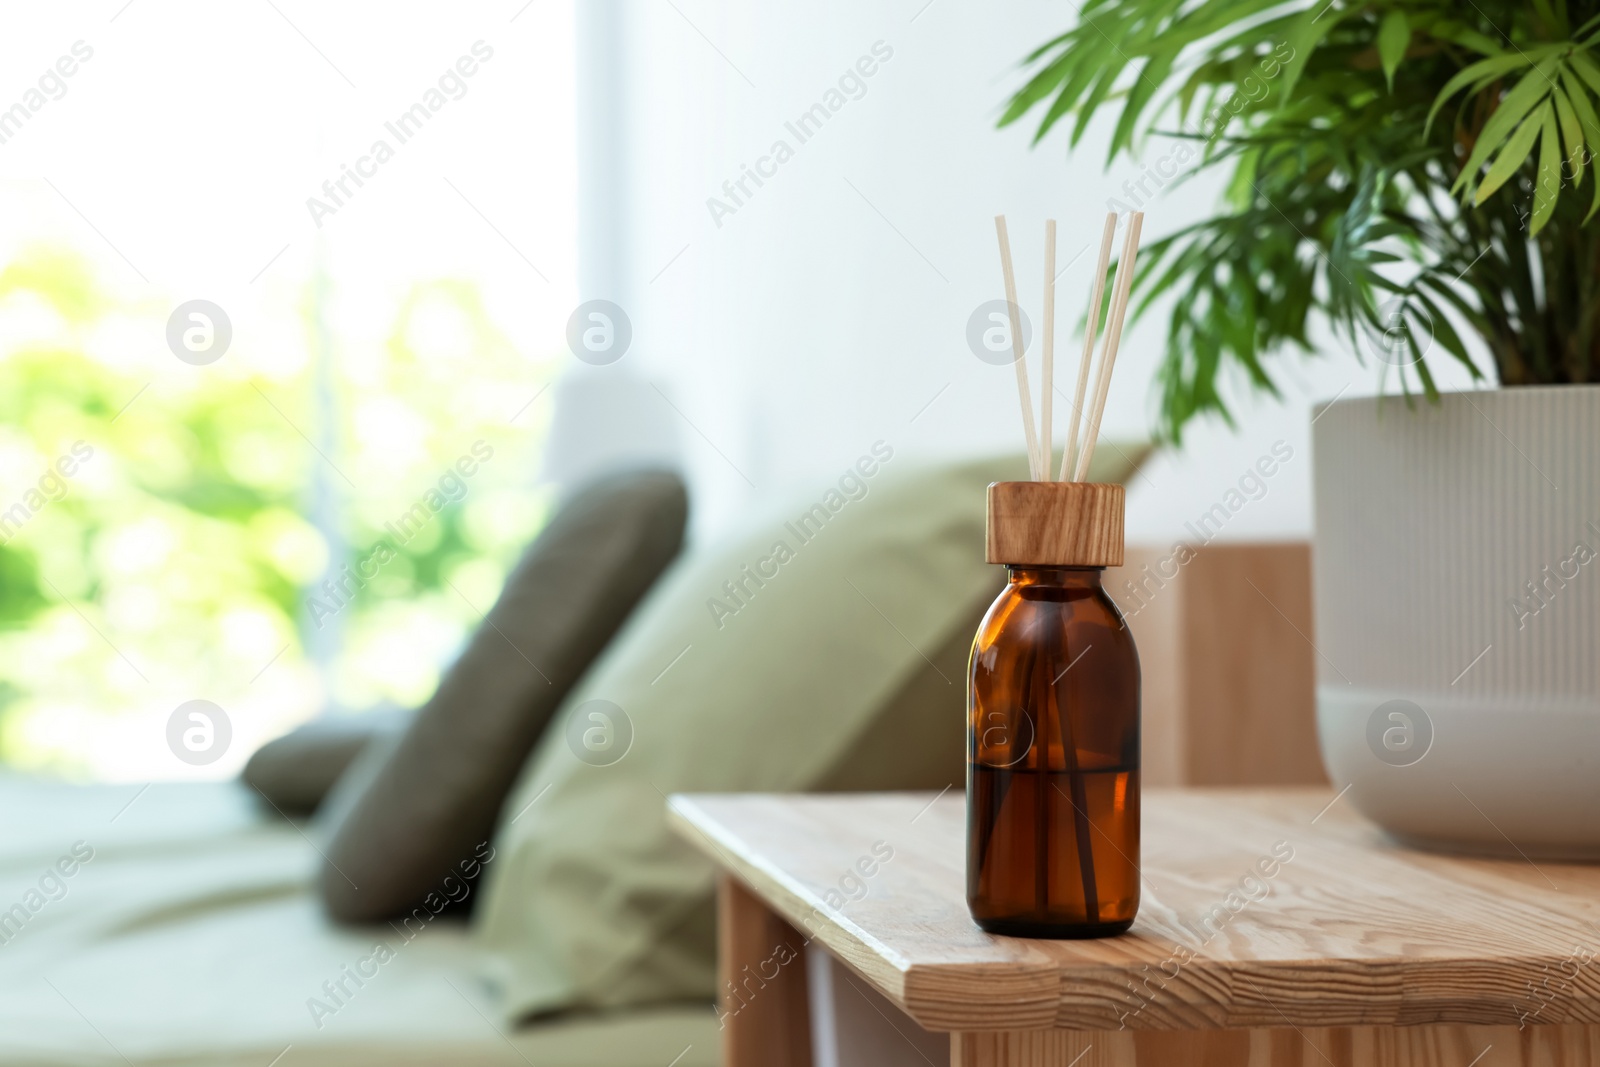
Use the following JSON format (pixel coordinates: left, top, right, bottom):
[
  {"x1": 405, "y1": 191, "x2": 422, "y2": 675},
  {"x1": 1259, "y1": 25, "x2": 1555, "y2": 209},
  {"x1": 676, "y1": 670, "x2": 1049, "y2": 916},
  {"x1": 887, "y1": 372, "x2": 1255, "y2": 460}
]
[{"x1": 967, "y1": 480, "x2": 1140, "y2": 938}]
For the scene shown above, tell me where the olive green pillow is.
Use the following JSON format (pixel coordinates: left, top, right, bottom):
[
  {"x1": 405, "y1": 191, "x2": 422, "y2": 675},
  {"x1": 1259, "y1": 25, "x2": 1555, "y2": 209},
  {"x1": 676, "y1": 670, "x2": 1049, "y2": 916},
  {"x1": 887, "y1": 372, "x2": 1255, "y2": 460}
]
[{"x1": 474, "y1": 448, "x2": 1144, "y2": 1019}]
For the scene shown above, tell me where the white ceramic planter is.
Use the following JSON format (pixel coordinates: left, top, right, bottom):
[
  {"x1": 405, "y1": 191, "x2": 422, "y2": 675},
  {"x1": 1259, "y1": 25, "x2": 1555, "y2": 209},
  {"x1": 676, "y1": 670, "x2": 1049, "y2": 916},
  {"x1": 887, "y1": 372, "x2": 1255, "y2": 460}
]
[{"x1": 1312, "y1": 386, "x2": 1600, "y2": 859}]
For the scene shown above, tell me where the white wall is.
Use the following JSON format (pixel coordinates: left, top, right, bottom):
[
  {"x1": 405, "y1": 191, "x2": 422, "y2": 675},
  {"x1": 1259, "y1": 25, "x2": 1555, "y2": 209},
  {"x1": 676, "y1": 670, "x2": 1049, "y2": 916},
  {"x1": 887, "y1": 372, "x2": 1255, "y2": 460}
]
[{"x1": 561, "y1": 0, "x2": 1480, "y2": 546}]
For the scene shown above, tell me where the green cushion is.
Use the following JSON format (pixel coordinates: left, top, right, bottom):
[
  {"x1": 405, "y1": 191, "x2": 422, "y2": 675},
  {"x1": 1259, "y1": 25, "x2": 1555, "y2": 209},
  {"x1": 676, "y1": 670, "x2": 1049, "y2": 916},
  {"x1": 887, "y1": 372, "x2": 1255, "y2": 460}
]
[{"x1": 474, "y1": 448, "x2": 1146, "y2": 1019}]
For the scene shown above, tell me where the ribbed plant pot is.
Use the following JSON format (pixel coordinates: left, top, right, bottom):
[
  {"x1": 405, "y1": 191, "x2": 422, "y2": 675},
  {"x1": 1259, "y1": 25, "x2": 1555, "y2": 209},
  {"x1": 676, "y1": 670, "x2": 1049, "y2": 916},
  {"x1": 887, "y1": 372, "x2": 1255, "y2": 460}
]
[{"x1": 1312, "y1": 385, "x2": 1600, "y2": 859}]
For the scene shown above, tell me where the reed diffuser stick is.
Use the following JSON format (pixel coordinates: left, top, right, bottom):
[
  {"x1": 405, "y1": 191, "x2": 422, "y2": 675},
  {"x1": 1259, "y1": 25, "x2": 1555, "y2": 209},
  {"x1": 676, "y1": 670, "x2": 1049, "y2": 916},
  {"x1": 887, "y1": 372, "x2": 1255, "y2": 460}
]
[
  {"x1": 1061, "y1": 213, "x2": 1118, "y2": 482},
  {"x1": 1041, "y1": 219, "x2": 1056, "y2": 481},
  {"x1": 1073, "y1": 212, "x2": 1144, "y2": 482},
  {"x1": 994, "y1": 215, "x2": 1042, "y2": 480}
]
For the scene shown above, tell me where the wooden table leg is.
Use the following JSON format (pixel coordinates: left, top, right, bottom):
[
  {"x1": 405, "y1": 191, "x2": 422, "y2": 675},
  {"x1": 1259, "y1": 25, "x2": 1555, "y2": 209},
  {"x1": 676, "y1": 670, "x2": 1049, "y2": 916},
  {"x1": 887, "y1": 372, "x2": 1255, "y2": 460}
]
[
  {"x1": 951, "y1": 1024, "x2": 1600, "y2": 1066},
  {"x1": 718, "y1": 873, "x2": 814, "y2": 1067}
]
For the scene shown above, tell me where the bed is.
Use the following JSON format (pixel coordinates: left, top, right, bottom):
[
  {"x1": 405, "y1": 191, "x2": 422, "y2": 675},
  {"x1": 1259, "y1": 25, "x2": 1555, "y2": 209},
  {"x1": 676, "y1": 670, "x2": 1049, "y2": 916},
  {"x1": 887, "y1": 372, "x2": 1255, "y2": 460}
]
[{"x1": 0, "y1": 773, "x2": 717, "y2": 1067}]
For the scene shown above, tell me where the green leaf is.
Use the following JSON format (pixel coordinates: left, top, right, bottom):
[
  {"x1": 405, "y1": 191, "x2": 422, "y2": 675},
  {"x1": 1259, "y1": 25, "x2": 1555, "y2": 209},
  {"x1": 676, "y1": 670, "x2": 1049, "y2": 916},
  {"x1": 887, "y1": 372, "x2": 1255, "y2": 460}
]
[
  {"x1": 1560, "y1": 69, "x2": 1600, "y2": 137},
  {"x1": 1276, "y1": 3, "x2": 1344, "y2": 108},
  {"x1": 1429, "y1": 20, "x2": 1508, "y2": 57},
  {"x1": 1413, "y1": 290, "x2": 1482, "y2": 380},
  {"x1": 1418, "y1": 273, "x2": 1490, "y2": 339},
  {"x1": 1069, "y1": 31, "x2": 1142, "y2": 147},
  {"x1": 1410, "y1": 330, "x2": 1441, "y2": 401},
  {"x1": 1453, "y1": 60, "x2": 1559, "y2": 196},
  {"x1": 1427, "y1": 52, "x2": 1539, "y2": 134},
  {"x1": 1570, "y1": 50, "x2": 1600, "y2": 99},
  {"x1": 1203, "y1": 10, "x2": 1301, "y2": 64},
  {"x1": 999, "y1": 48, "x2": 1079, "y2": 129},
  {"x1": 1022, "y1": 28, "x2": 1075, "y2": 65},
  {"x1": 1378, "y1": 10, "x2": 1410, "y2": 92},
  {"x1": 1109, "y1": 47, "x2": 1180, "y2": 161},
  {"x1": 1026, "y1": 62, "x2": 1100, "y2": 144},
  {"x1": 1476, "y1": 102, "x2": 1550, "y2": 205},
  {"x1": 1531, "y1": 104, "x2": 1561, "y2": 233},
  {"x1": 1558, "y1": 70, "x2": 1600, "y2": 218},
  {"x1": 1552, "y1": 84, "x2": 1586, "y2": 178}
]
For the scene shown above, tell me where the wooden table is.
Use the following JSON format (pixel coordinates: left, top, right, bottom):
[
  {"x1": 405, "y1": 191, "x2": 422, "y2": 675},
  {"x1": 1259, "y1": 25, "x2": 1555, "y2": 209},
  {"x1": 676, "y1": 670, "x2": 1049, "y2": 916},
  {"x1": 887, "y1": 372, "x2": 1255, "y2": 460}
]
[{"x1": 667, "y1": 788, "x2": 1600, "y2": 1066}]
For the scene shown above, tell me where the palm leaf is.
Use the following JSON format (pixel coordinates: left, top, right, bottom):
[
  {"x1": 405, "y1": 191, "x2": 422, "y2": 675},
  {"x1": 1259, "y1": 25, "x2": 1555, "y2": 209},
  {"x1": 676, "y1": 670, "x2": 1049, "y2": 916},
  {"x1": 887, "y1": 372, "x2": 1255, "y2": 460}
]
[
  {"x1": 1379, "y1": 10, "x2": 1411, "y2": 91},
  {"x1": 1475, "y1": 102, "x2": 1550, "y2": 204},
  {"x1": 1003, "y1": 0, "x2": 1600, "y2": 441},
  {"x1": 1276, "y1": 3, "x2": 1348, "y2": 106},
  {"x1": 1453, "y1": 57, "x2": 1560, "y2": 192},
  {"x1": 1427, "y1": 52, "x2": 1541, "y2": 133},
  {"x1": 1531, "y1": 104, "x2": 1562, "y2": 232},
  {"x1": 1559, "y1": 69, "x2": 1600, "y2": 218},
  {"x1": 1552, "y1": 84, "x2": 1587, "y2": 176}
]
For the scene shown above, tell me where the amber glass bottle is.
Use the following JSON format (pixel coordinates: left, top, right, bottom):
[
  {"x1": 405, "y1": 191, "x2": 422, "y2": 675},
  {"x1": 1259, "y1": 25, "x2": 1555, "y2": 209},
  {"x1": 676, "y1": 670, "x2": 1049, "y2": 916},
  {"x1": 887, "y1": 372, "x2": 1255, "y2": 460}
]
[{"x1": 967, "y1": 482, "x2": 1140, "y2": 938}]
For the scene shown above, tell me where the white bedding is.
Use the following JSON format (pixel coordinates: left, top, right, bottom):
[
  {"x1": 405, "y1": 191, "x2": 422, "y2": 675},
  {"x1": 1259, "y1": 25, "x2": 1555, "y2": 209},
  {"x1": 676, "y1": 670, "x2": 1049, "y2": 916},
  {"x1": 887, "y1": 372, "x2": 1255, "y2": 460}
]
[{"x1": 0, "y1": 774, "x2": 717, "y2": 1067}]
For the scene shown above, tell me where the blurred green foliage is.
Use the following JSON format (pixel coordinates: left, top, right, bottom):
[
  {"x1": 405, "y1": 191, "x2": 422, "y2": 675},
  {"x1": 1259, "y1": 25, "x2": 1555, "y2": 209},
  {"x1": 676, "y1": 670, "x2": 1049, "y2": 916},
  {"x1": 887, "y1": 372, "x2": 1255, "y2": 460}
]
[{"x1": 0, "y1": 246, "x2": 551, "y2": 779}]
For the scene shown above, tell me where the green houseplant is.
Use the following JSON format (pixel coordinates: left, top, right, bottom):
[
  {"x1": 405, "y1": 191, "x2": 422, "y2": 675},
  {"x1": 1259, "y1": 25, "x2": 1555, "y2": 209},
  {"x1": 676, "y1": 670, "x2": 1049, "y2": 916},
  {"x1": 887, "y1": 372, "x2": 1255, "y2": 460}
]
[
  {"x1": 1003, "y1": 1, "x2": 1600, "y2": 858},
  {"x1": 1002, "y1": 0, "x2": 1600, "y2": 440}
]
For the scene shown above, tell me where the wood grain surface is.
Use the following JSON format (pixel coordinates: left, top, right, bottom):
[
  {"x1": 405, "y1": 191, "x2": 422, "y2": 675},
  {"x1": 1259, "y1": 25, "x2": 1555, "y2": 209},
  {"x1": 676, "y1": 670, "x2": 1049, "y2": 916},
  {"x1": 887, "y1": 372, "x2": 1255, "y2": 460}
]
[
  {"x1": 669, "y1": 790, "x2": 1600, "y2": 1034},
  {"x1": 1109, "y1": 542, "x2": 1325, "y2": 788},
  {"x1": 951, "y1": 1024, "x2": 1600, "y2": 1065},
  {"x1": 986, "y1": 481, "x2": 1124, "y2": 567},
  {"x1": 717, "y1": 874, "x2": 813, "y2": 1066}
]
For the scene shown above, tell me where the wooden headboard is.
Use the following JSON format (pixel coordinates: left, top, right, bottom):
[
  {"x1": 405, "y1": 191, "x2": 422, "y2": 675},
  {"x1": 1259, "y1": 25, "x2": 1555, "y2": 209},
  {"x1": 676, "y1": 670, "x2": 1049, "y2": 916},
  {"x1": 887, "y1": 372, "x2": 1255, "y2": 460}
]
[{"x1": 1109, "y1": 542, "x2": 1327, "y2": 788}]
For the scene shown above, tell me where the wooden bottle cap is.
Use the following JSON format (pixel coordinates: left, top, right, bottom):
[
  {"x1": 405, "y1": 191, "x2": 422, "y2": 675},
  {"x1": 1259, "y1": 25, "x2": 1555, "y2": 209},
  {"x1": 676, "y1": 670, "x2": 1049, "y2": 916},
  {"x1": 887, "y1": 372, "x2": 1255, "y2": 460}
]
[{"x1": 985, "y1": 481, "x2": 1124, "y2": 567}]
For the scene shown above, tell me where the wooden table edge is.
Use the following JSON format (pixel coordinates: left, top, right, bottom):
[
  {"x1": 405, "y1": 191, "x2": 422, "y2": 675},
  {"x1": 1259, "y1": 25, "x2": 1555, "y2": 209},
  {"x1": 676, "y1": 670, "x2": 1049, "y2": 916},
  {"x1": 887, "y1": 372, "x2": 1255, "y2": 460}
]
[
  {"x1": 671, "y1": 793, "x2": 1079, "y2": 1033},
  {"x1": 668, "y1": 792, "x2": 1600, "y2": 1039},
  {"x1": 675, "y1": 790, "x2": 1600, "y2": 1062},
  {"x1": 668, "y1": 796, "x2": 917, "y2": 1001}
]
